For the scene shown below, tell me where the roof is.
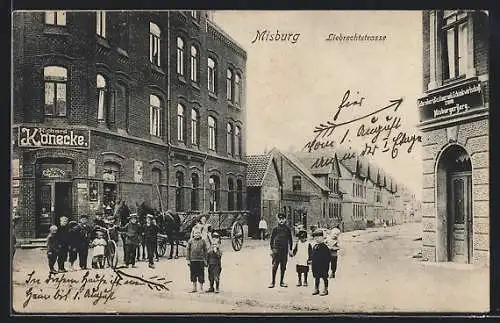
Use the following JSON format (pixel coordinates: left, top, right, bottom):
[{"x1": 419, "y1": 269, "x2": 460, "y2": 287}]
[
  {"x1": 292, "y1": 151, "x2": 335, "y2": 175},
  {"x1": 246, "y1": 155, "x2": 273, "y2": 187}
]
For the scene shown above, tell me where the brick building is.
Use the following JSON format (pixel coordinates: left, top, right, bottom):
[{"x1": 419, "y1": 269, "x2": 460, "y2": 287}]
[
  {"x1": 12, "y1": 10, "x2": 247, "y2": 241},
  {"x1": 418, "y1": 10, "x2": 489, "y2": 266}
]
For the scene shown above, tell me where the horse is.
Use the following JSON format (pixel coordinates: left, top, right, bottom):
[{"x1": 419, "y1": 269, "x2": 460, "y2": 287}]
[{"x1": 158, "y1": 209, "x2": 184, "y2": 259}]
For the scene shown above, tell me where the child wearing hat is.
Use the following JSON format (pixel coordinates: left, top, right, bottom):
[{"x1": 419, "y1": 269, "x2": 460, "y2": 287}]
[
  {"x1": 310, "y1": 229, "x2": 331, "y2": 296},
  {"x1": 47, "y1": 225, "x2": 60, "y2": 274},
  {"x1": 292, "y1": 229, "x2": 312, "y2": 287},
  {"x1": 91, "y1": 230, "x2": 107, "y2": 269},
  {"x1": 144, "y1": 214, "x2": 159, "y2": 269},
  {"x1": 206, "y1": 231, "x2": 223, "y2": 293},
  {"x1": 119, "y1": 213, "x2": 141, "y2": 268}
]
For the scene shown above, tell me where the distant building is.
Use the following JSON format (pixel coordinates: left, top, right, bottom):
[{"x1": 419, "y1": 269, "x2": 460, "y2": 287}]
[{"x1": 418, "y1": 10, "x2": 489, "y2": 266}]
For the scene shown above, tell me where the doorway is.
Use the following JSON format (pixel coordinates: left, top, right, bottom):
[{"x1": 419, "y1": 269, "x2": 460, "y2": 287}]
[
  {"x1": 36, "y1": 181, "x2": 72, "y2": 237},
  {"x1": 54, "y1": 182, "x2": 72, "y2": 222}
]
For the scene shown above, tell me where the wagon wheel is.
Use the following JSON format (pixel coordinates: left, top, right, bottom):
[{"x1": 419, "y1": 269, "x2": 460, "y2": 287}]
[
  {"x1": 157, "y1": 237, "x2": 167, "y2": 257},
  {"x1": 231, "y1": 222, "x2": 244, "y2": 251}
]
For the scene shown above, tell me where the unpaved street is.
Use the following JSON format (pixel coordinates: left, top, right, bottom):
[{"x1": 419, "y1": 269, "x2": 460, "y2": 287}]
[{"x1": 12, "y1": 223, "x2": 489, "y2": 313}]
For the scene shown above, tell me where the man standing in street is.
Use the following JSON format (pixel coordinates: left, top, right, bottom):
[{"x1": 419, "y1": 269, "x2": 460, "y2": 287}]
[
  {"x1": 258, "y1": 217, "x2": 268, "y2": 240},
  {"x1": 268, "y1": 213, "x2": 293, "y2": 288}
]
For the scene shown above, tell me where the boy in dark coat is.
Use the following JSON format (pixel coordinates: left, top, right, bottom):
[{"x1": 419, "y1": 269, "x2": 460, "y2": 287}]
[
  {"x1": 56, "y1": 216, "x2": 71, "y2": 272},
  {"x1": 120, "y1": 214, "x2": 141, "y2": 268},
  {"x1": 186, "y1": 227, "x2": 208, "y2": 293},
  {"x1": 310, "y1": 229, "x2": 331, "y2": 296},
  {"x1": 206, "y1": 232, "x2": 222, "y2": 293},
  {"x1": 71, "y1": 215, "x2": 92, "y2": 270},
  {"x1": 47, "y1": 225, "x2": 60, "y2": 274},
  {"x1": 268, "y1": 213, "x2": 293, "y2": 288},
  {"x1": 144, "y1": 214, "x2": 159, "y2": 268}
]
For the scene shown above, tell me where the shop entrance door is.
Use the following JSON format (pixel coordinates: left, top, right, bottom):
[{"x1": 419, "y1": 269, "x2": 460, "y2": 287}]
[
  {"x1": 54, "y1": 182, "x2": 72, "y2": 223},
  {"x1": 448, "y1": 172, "x2": 472, "y2": 264},
  {"x1": 36, "y1": 184, "x2": 53, "y2": 237}
]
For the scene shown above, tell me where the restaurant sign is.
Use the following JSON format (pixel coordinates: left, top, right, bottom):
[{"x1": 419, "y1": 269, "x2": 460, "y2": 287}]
[
  {"x1": 18, "y1": 126, "x2": 90, "y2": 149},
  {"x1": 417, "y1": 80, "x2": 483, "y2": 123}
]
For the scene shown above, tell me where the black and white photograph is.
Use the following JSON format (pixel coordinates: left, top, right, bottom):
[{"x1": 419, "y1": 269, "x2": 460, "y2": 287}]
[{"x1": 11, "y1": 9, "x2": 490, "y2": 313}]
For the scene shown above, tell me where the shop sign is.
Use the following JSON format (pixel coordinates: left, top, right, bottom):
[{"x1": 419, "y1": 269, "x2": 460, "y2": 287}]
[
  {"x1": 42, "y1": 167, "x2": 66, "y2": 178},
  {"x1": 18, "y1": 126, "x2": 90, "y2": 149},
  {"x1": 418, "y1": 80, "x2": 483, "y2": 123}
]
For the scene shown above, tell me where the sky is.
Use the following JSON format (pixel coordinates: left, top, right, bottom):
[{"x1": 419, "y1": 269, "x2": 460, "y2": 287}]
[{"x1": 213, "y1": 11, "x2": 423, "y2": 199}]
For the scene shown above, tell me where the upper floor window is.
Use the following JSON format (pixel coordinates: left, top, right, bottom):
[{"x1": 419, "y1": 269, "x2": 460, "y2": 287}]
[
  {"x1": 45, "y1": 11, "x2": 66, "y2": 26},
  {"x1": 44, "y1": 66, "x2": 67, "y2": 117},
  {"x1": 97, "y1": 74, "x2": 108, "y2": 121},
  {"x1": 208, "y1": 116, "x2": 217, "y2": 151},
  {"x1": 208, "y1": 57, "x2": 217, "y2": 93},
  {"x1": 226, "y1": 69, "x2": 233, "y2": 101},
  {"x1": 191, "y1": 11, "x2": 199, "y2": 20},
  {"x1": 442, "y1": 10, "x2": 468, "y2": 80},
  {"x1": 150, "y1": 94, "x2": 162, "y2": 137},
  {"x1": 190, "y1": 45, "x2": 198, "y2": 83},
  {"x1": 234, "y1": 126, "x2": 241, "y2": 157},
  {"x1": 191, "y1": 109, "x2": 199, "y2": 146},
  {"x1": 292, "y1": 176, "x2": 302, "y2": 192},
  {"x1": 150, "y1": 23, "x2": 161, "y2": 67},
  {"x1": 226, "y1": 123, "x2": 233, "y2": 156},
  {"x1": 96, "y1": 11, "x2": 106, "y2": 38},
  {"x1": 235, "y1": 73, "x2": 241, "y2": 105},
  {"x1": 177, "y1": 104, "x2": 185, "y2": 142},
  {"x1": 177, "y1": 37, "x2": 184, "y2": 75}
]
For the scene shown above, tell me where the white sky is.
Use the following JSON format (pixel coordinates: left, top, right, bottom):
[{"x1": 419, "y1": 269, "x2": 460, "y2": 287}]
[{"x1": 213, "y1": 11, "x2": 423, "y2": 199}]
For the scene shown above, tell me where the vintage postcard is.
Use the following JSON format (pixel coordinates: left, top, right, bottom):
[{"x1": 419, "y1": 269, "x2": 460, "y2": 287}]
[{"x1": 11, "y1": 10, "x2": 490, "y2": 314}]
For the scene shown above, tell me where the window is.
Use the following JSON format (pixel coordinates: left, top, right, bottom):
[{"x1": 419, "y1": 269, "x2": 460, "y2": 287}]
[
  {"x1": 44, "y1": 66, "x2": 67, "y2": 117},
  {"x1": 191, "y1": 11, "x2": 199, "y2": 19},
  {"x1": 175, "y1": 171, "x2": 184, "y2": 212},
  {"x1": 234, "y1": 126, "x2": 241, "y2": 157},
  {"x1": 115, "y1": 82, "x2": 129, "y2": 131},
  {"x1": 208, "y1": 57, "x2": 216, "y2": 93},
  {"x1": 226, "y1": 69, "x2": 233, "y2": 101},
  {"x1": 209, "y1": 175, "x2": 220, "y2": 211},
  {"x1": 96, "y1": 11, "x2": 106, "y2": 38},
  {"x1": 191, "y1": 173, "x2": 199, "y2": 211},
  {"x1": 177, "y1": 104, "x2": 185, "y2": 142},
  {"x1": 334, "y1": 179, "x2": 339, "y2": 193},
  {"x1": 236, "y1": 179, "x2": 243, "y2": 210},
  {"x1": 45, "y1": 11, "x2": 66, "y2": 26},
  {"x1": 442, "y1": 11, "x2": 468, "y2": 80},
  {"x1": 328, "y1": 178, "x2": 333, "y2": 191},
  {"x1": 228, "y1": 178, "x2": 235, "y2": 211},
  {"x1": 191, "y1": 109, "x2": 199, "y2": 146},
  {"x1": 190, "y1": 45, "x2": 198, "y2": 83},
  {"x1": 292, "y1": 176, "x2": 302, "y2": 192},
  {"x1": 235, "y1": 73, "x2": 241, "y2": 105},
  {"x1": 150, "y1": 94, "x2": 162, "y2": 136},
  {"x1": 97, "y1": 74, "x2": 108, "y2": 121},
  {"x1": 208, "y1": 116, "x2": 217, "y2": 151},
  {"x1": 227, "y1": 123, "x2": 233, "y2": 156},
  {"x1": 177, "y1": 37, "x2": 184, "y2": 75},
  {"x1": 150, "y1": 23, "x2": 161, "y2": 67}
]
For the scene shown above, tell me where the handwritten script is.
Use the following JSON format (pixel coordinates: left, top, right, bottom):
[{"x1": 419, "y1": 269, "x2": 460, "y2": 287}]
[
  {"x1": 22, "y1": 269, "x2": 172, "y2": 308},
  {"x1": 304, "y1": 90, "x2": 422, "y2": 165}
]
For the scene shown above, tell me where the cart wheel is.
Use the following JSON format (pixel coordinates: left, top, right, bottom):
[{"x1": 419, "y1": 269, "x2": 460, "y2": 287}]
[
  {"x1": 106, "y1": 240, "x2": 118, "y2": 268},
  {"x1": 157, "y1": 238, "x2": 167, "y2": 257},
  {"x1": 231, "y1": 222, "x2": 244, "y2": 251}
]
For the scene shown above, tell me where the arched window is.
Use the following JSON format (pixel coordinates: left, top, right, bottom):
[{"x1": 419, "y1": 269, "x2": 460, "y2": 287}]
[
  {"x1": 190, "y1": 45, "x2": 198, "y2": 83},
  {"x1": 176, "y1": 37, "x2": 184, "y2": 75},
  {"x1": 226, "y1": 69, "x2": 233, "y2": 101},
  {"x1": 208, "y1": 57, "x2": 216, "y2": 93},
  {"x1": 97, "y1": 74, "x2": 107, "y2": 121},
  {"x1": 96, "y1": 11, "x2": 106, "y2": 38},
  {"x1": 175, "y1": 171, "x2": 184, "y2": 212},
  {"x1": 150, "y1": 94, "x2": 162, "y2": 136},
  {"x1": 235, "y1": 73, "x2": 241, "y2": 105},
  {"x1": 209, "y1": 175, "x2": 220, "y2": 211},
  {"x1": 191, "y1": 109, "x2": 199, "y2": 146},
  {"x1": 44, "y1": 66, "x2": 67, "y2": 117},
  {"x1": 177, "y1": 104, "x2": 185, "y2": 142},
  {"x1": 150, "y1": 22, "x2": 161, "y2": 66},
  {"x1": 236, "y1": 179, "x2": 243, "y2": 210},
  {"x1": 234, "y1": 126, "x2": 241, "y2": 158},
  {"x1": 228, "y1": 178, "x2": 235, "y2": 211},
  {"x1": 208, "y1": 116, "x2": 217, "y2": 151},
  {"x1": 226, "y1": 123, "x2": 233, "y2": 156},
  {"x1": 191, "y1": 173, "x2": 199, "y2": 211}
]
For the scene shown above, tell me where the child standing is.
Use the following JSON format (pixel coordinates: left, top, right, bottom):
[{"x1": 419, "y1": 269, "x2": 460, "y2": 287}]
[
  {"x1": 206, "y1": 232, "x2": 222, "y2": 293},
  {"x1": 143, "y1": 214, "x2": 159, "y2": 269},
  {"x1": 120, "y1": 214, "x2": 141, "y2": 268},
  {"x1": 310, "y1": 229, "x2": 331, "y2": 296},
  {"x1": 292, "y1": 229, "x2": 312, "y2": 287},
  {"x1": 91, "y1": 230, "x2": 107, "y2": 269},
  {"x1": 186, "y1": 227, "x2": 208, "y2": 293},
  {"x1": 47, "y1": 225, "x2": 60, "y2": 274}
]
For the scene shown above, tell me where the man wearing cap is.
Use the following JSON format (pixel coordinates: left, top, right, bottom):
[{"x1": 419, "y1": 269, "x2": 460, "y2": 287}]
[
  {"x1": 143, "y1": 214, "x2": 159, "y2": 268},
  {"x1": 119, "y1": 213, "x2": 141, "y2": 268},
  {"x1": 70, "y1": 215, "x2": 92, "y2": 270},
  {"x1": 56, "y1": 216, "x2": 71, "y2": 272},
  {"x1": 268, "y1": 213, "x2": 293, "y2": 288}
]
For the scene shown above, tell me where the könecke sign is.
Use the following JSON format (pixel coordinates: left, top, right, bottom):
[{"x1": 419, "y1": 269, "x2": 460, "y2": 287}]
[
  {"x1": 417, "y1": 80, "x2": 483, "y2": 123},
  {"x1": 18, "y1": 126, "x2": 90, "y2": 149}
]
